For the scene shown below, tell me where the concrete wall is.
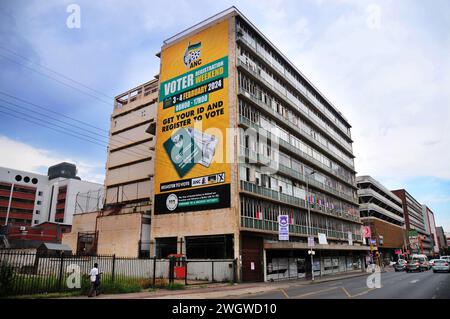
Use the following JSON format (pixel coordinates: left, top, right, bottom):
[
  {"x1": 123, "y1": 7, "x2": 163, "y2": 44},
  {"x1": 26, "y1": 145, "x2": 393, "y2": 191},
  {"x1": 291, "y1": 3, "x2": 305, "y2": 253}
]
[
  {"x1": 96, "y1": 213, "x2": 142, "y2": 257},
  {"x1": 62, "y1": 212, "x2": 97, "y2": 253}
]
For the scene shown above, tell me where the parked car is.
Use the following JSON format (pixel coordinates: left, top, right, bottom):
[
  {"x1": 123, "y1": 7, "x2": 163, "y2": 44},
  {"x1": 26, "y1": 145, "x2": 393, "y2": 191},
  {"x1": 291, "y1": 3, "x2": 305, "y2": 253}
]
[
  {"x1": 429, "y1": 259, "x2": 438, "y2": 267},
  {"x1": 432, "y1": 259, "x2": 450, "y2": 273},
  {"x1": 394, "y1": 259, "x2": 407, "y2": 272},
  {"x1": 440, "y1": 256, "x2": 450, "y2": 262},
  {"x1": 406, "y1": 256, "x2": 429, "y2": 272},
  {"x1": 412, "y1": 254, "x2": 430, "y2": 270}
]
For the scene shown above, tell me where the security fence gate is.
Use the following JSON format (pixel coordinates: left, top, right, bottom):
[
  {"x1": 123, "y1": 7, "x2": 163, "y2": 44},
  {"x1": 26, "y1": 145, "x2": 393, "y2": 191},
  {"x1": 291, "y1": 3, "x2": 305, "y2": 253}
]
[{"x1": 0, "y1": 250, "x2": 236, "y2": 297}]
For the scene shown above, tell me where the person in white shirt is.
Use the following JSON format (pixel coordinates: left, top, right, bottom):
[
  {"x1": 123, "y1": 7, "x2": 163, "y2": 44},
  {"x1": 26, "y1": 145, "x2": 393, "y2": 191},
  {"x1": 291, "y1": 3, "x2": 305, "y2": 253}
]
[{"x1": 88, "y1": 263, "x2": 99, "y2": 297}]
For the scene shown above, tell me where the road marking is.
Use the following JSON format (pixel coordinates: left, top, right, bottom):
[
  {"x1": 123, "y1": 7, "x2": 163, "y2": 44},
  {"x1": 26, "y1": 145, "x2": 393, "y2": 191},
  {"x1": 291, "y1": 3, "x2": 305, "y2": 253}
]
[
  {"x1": 292, "y1": 286, "x2": 338, "y2": 298},
  {"x1": 410, "y1": 279, "x2": 420, "y2": 284},
  {"x1": 279, "y1": 288, "x2": 289, "y2": 299},
  {"x1": 341, "y1": 287, "x2": 352, "y2": 298}
]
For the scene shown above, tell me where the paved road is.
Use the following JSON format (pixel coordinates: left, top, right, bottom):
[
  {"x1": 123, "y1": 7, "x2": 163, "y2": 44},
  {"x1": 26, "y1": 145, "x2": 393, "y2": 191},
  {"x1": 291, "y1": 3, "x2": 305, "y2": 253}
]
[{"x1": 235, "y1": 270, "x2": 450, "y2": 299}]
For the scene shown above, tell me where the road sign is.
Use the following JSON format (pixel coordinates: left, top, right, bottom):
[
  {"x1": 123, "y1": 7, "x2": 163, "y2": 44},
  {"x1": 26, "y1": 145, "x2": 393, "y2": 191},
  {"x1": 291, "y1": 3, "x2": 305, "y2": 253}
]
[
  {"x1": 308, "y1": 236, "x2": 315, "y2": 247},
  {"x1": 278, "y1": 215, "x2": 289, "y2": 241}
]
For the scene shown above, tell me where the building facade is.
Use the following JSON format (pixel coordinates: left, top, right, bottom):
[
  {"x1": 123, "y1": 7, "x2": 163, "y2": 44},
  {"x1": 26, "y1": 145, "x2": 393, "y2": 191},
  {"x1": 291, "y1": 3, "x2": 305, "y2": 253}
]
[
  {"x1": 435, "y1": 226, "x2": 448, "y2": 254},
  {"x1": 64, "y1": 80, "x2": 158, "y2": 257},
  {"x1": 0, "y1": 162, "x2": 102, "y2": 247},
  {"x1": 391, "y1": 189, "x2": 433, "y2": 256},
  {"x1": 422, "y1": 205, "x2": 439, "y2": 257},
  {"x1": 357, "y1": 176, "x2": 406, "y2": 264},
  {"x1": 151, "y1": 7, "x2": 367, "y2": 282}
]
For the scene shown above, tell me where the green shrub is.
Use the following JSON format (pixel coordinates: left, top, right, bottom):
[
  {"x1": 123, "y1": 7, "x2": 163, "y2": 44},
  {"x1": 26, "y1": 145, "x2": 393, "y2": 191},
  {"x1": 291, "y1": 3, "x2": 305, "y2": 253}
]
[
  {"x1": 166, "y1": 282, "x2": 185, "y2": 290},
  {"x1": 0, "y1": 262, "x2": 14, "y2": 297}
]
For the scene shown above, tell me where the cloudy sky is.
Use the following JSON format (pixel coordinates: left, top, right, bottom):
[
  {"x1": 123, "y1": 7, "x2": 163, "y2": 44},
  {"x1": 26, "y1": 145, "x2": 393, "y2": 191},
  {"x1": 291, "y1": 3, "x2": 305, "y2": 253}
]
[{"x1": 0, "y1": 0, "x2": 449, "y2": 230}]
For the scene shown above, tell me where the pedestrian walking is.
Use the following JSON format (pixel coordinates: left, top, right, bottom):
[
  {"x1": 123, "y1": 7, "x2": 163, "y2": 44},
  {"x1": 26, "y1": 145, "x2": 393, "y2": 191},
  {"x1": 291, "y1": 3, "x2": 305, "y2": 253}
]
[{"x1": 88, "y1": 263, "x2": 100, "y2": 297}]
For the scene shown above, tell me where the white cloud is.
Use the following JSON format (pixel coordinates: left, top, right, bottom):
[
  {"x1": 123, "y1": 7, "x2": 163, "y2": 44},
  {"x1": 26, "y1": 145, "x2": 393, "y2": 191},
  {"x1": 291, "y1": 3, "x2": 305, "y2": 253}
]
[
  {"x1": 0, "y1": 135, "x2": 104, "y2": 184},
  {"x1": 290, "y1": 1, "x2": 450, "y2": 181}
]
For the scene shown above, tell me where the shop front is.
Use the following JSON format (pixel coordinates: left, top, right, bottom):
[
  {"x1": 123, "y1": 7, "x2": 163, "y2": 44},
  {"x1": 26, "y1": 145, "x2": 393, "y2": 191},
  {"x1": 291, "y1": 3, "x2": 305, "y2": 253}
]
[{"x1": 264, "y1": 242, "x2": 369, "y2": 282}]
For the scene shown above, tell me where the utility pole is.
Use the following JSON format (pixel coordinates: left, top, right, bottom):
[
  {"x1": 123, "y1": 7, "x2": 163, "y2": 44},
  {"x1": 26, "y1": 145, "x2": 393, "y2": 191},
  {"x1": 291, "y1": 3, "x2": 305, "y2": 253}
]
[
  {"x1": 306, "y1": 171, "x2": 315, "y2": 281},
  {"x1": 5, "y1": 183, "x2": 14, "y2": 226}
]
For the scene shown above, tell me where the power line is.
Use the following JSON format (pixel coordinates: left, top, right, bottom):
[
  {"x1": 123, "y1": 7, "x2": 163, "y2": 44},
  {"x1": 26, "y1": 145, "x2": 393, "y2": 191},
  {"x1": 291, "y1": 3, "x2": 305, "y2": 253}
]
[
  {"x1": 0, "y1": 91, "x2": 154, "y2": 154},
  {"x1": 0, "y1": 104, "x2": 151, "y2": 160},
  {"x1": 0, "y1": 47, "x2": 157, "y2": 125},
  {"x1": 0, "y1": 46, "x2": 114, "y2": 100},
  {"x1": 0, "y1": 52, "x2": 111, "y2": 105},
  {"x1": 0, "y1": 97, "x2": 150, "y2": 158}
]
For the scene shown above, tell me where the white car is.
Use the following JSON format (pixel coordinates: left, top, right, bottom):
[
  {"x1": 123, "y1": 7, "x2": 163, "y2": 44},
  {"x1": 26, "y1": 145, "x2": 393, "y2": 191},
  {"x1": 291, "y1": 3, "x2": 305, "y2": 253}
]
[
  {"x1": 440, "y1": 256, "x2": 450, "y2": 262},
  {"x1": 432, "y1": 259, "x2": 450, "y2": 273}
]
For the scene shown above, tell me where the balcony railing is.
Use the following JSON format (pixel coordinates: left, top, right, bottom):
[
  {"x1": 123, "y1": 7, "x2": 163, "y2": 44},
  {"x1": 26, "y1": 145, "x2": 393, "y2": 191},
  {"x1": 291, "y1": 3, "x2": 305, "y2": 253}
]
[
  {"x1": 238, "y1": 114, "x2": 356, "y2": 188},
  {"x1": 237, "y1": 36, "x2": 353, "y2": 141},
  {"x1": 241, "y1": 216, "x2": 362, "y2": 242},
  {"x1": 240, "y1": 180, "x2": 361, "y2": 224},
  {"x1": 239, "y1": 144, "x2": 356, "y2": 204}
]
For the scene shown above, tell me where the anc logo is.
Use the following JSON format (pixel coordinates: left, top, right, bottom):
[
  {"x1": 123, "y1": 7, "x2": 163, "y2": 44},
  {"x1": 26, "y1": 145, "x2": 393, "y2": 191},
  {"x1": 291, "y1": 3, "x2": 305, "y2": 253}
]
[{"x1": 183, "y1": 41, "x2": 202, "y2": 69}]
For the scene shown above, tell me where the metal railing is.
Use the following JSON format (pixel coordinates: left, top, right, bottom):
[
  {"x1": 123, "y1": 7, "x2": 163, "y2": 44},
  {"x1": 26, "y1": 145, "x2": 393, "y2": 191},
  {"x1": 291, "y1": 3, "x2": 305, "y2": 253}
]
[{"x1": 0, "y1": 251, "x2": 236, "y2": 297}]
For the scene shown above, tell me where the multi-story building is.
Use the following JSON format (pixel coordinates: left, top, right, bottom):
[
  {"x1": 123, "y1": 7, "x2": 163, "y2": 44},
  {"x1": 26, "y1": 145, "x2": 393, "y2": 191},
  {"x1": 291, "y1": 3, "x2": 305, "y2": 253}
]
[
  {"x1": 436, "y1": 226, "x2": 448, "y2": 255},
  {"x1": 151, "y1": 7, "x2": 367, "y2": 282},
  {"x1": 0, "y1": 162, "x2": 102, "y2": 247},
  {"x1": 391, "y1": 189, "x2": 432, "y2": 256},
  {"x1": 422, "y1": 205, "x2": 439, "y2": 257},
  {"x1": 63, "y1": 79, "x2": 158, "y2": 257},
  {"x1": 357, "y1": 176, "x2": 406, "y2": 263}
]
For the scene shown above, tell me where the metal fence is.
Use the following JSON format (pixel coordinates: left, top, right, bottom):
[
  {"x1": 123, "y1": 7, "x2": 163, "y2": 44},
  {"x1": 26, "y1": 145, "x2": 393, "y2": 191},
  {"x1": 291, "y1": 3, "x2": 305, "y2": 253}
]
[{"x1": 0, "y1": 250, "x2": 235, "y2": 297}]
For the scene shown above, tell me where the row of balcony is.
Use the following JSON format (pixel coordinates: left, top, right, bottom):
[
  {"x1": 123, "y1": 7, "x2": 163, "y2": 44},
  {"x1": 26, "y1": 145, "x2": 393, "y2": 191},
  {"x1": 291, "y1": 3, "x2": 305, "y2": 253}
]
[
  {"x1": 358, "y1": 188, "x2": 404, "y2": 215},
  {"x1": 240, "y1": 180, "x2": 361, "y2": 224},
  {"x1": 238, "y1": 88, "x2": 355, "y2": 172},
  {"x1": 238, "y1": 114, "x2": 356, "y2": 189},
  {"x1": 241, "y1": 216, "x2": 362, "y2": 242},
  {"x1": 236, "y1": 37, "x2": 353, "y2": 148},
  {"x1": 239, "y1": 145, "x2": 356, "y2": 204}
]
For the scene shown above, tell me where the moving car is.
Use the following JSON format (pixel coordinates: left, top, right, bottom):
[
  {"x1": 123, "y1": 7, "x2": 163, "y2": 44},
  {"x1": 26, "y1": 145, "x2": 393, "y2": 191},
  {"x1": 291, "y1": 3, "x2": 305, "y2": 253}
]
[
  {"x1": 406, "y1": 255, "x2": 429, "y2": 272},
  {"x1": 394, "y1": 259, "x2": 407, "y2": 272},
  {"x1": 432, "y1": 259, "x2": 450, "y2": 273}
]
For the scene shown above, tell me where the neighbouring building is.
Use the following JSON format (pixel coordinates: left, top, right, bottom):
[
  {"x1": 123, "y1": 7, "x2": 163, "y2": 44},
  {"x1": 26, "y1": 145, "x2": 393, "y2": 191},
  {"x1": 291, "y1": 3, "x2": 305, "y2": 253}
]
[
  {"x1": 151, "y1": 7, "x2": 367, "y2": 282},
  {"x1": 422, "y1": 205, "x2": 439, "y2": 257},
  {"x1": 63, "y1": 79, "x2": 158, "y2": 257},
  {"x1": 391, "y1": 189, "x2": 433, "y2": 256},
  {"x1": 0, "y1": 162, "x2": 102, "y2": 247},
  {"x1": 435, "y1": 226, "x2": 448, "y2": 254},
  {"x1": 356, "y1": 176, "x2": 406, "y2": 264}
]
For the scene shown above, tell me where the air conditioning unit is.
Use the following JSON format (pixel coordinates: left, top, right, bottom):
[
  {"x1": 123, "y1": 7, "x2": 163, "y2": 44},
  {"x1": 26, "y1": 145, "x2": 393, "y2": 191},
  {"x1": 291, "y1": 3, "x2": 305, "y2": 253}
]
[{"x1": 20, "y1": 226, "x2": 26, "y2": 231}]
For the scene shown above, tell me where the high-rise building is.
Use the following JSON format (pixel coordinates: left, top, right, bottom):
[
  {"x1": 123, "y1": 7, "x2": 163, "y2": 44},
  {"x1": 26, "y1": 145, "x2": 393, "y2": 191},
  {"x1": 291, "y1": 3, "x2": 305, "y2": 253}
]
[
  {"x1": 151, "y1": 7, "x2": 366, "y2": 282},
  {"x1": 63, "y1": 79, "x2": 158, "y2": 257},
  {"x1": 435, "y1": 226, "x2": 448, "y2": 254},
  {"x1": 422, "y1": 205, "x2": 439, "y2": 257},
  {"x1": 391, "y1": 189, "x2": 433, "y2": 256},
  {"x1": 356, "y1": 175, "x2": 406, "y2": 263},
  {"x1": 0, "y1": 162, "x2": 102, "y2": 247}
]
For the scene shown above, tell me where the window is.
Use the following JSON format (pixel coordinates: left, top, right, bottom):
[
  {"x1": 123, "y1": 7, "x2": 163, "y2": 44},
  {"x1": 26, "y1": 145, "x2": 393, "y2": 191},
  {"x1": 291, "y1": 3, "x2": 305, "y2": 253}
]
[
  {"x1": 34, "y1": 220, "x2": 38, "y2": 225},
  {"x1": 24, "y1": 176, "x2": 30, "y2": 183},
  {"x1": 15, "y1": 175, "x2": 22, "y2": 182},
  {"x1": 38, "y1": 191, "x2": 43, "y2": 196},
  {"x1": 31, "y1": 178, "x2": 38, "y2": 184},
  {"x1": 35, "y1": 210, "x2": 40, "y2": 215},
  {"x1": 37, "y1": 201, "x2": 42, "y2": 205}
]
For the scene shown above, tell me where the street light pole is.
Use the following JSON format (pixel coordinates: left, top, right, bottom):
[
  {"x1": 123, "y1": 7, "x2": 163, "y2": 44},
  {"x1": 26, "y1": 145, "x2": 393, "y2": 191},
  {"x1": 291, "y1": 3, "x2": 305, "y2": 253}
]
[{"x1": 306, "y1": 171, "x2": 315, "y2": 281}]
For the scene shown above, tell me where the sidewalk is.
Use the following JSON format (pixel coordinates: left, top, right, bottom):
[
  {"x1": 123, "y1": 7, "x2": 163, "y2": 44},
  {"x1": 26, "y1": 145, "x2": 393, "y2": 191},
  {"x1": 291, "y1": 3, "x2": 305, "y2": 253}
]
[{"x1": 69, "y1": 271, "x2": 370, "y2": 299}]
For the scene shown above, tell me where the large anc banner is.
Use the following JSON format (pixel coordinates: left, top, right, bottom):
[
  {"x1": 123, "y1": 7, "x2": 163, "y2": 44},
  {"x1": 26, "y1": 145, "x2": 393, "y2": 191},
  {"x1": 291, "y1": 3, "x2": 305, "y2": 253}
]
[{"x1": 154, "y1": 20, "x2": 231, "y2": 214}]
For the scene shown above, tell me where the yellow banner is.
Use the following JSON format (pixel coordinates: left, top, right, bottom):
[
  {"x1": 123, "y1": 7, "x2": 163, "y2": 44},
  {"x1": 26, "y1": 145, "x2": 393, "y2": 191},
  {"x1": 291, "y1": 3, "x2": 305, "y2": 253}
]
[{"x1": 154, "y1": 19, "x2": 230, "y2": 214}]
